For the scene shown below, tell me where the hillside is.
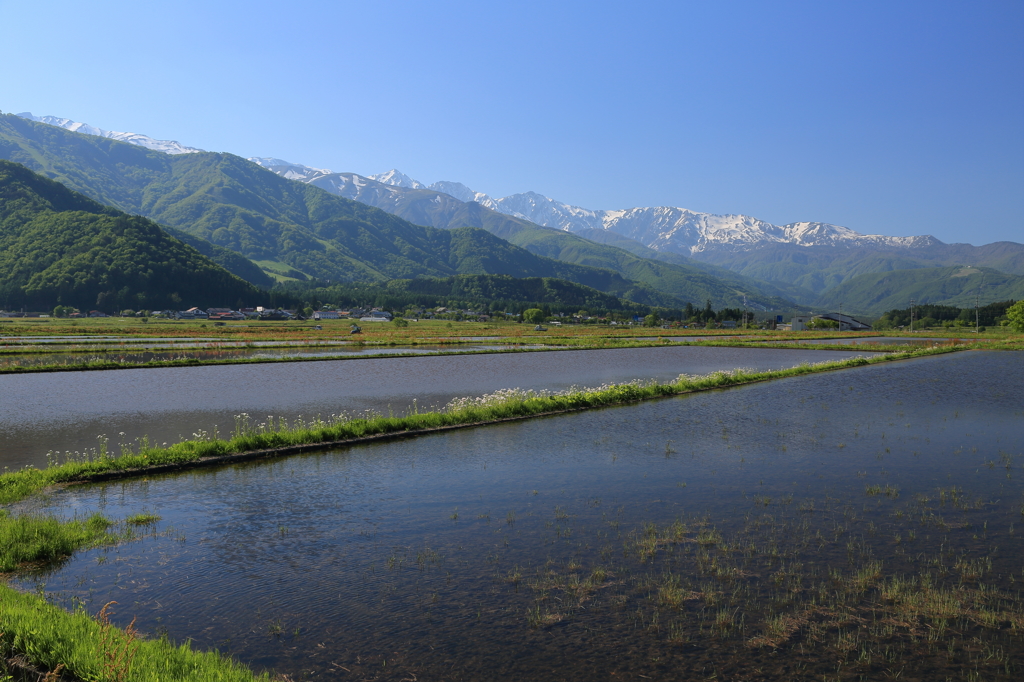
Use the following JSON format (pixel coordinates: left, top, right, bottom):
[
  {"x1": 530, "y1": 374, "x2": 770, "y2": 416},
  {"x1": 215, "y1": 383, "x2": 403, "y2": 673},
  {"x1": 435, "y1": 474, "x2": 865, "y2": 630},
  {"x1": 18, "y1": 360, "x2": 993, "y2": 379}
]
[
  {"x1": 161, "y1": 226, "x2": 275, "y2": 288},
  {"x1": 287, "y1": 274, "x2": 661, "y2": 316},
  {"x1": 694, "y1": 242, "x2": 1024, "y2": 300},
  {"x1": 813, "y1": 266, "x2": 1024, "y2": 316},
  {"x1": 0, "y1": 160, "x2": 262, "y2": 311}
]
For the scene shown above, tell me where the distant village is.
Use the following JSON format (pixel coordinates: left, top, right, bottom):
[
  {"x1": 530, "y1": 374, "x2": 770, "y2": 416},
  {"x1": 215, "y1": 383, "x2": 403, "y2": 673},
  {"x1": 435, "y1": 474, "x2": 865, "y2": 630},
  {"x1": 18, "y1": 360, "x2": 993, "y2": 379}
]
[
  {"x1": 0, "y1": 306, "x2": 397, "y2": 322},
  {"x1": 0, "y1": 304, "x2": 874, "y2": 330}
]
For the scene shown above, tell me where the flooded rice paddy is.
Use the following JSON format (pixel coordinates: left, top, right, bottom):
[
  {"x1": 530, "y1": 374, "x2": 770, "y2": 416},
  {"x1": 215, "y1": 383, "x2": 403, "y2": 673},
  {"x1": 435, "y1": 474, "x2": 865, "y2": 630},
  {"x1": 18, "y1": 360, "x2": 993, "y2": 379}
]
[
  {"x1": 12, "y1": 350, "x2": 1024, "y2": 680},
  {"x1": 0, "y1": 343, "x2": 546, "y2": 370},
  {"x1": 0, "y1": 346, "x2": 868, "y2": 471}
]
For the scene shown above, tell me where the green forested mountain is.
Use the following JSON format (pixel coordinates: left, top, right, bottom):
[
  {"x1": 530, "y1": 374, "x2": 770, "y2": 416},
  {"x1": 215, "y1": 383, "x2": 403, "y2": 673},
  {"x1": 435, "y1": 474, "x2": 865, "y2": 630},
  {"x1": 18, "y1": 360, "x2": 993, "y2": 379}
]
[
  {"x1": 813, "y1": 266, "x2": 1024, "y2": 316},
  {"x1": 695, "y1": 242, "x2": 1024, "y2": 303},
  {"x1": 284, "y1": 274, "x2": 667, "y2": 317},
  {"x1": 0, "y1": 114, "x2": 795, "y2": 309},
  {"x1": 0, "y1": 160, "x2": 262, "y2": 311},
  {"x1": 161, "y1": 226, "x2": 275, "y2": 288}
]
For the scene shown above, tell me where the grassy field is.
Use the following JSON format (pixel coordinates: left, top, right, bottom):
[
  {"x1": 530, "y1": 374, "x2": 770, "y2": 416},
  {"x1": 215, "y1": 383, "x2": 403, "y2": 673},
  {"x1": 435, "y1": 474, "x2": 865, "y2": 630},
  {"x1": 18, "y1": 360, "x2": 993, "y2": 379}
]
[
  {"x1": 4, "y1": 314, "x2": 1021, "y2": 342},
  {"x1": 2, "y1": 317, "x2": 1019, "y2": 373}
]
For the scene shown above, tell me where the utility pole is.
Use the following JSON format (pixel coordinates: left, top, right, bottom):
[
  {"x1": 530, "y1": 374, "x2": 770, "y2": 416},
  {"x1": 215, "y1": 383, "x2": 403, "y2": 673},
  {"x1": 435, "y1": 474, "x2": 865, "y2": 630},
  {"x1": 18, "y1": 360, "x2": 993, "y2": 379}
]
[
  {"x1": 838, "y1": 302, "x2": 843, "y2": 333},
  {"x1": 743, "y1": 295, "x2": 748, "y2": 330},
  {"x1": 976, "y1": 295, "x2": 980, "y2": 335},
  {"x1": 910, "y1": 299, "x2": 915, "y2": 332}
]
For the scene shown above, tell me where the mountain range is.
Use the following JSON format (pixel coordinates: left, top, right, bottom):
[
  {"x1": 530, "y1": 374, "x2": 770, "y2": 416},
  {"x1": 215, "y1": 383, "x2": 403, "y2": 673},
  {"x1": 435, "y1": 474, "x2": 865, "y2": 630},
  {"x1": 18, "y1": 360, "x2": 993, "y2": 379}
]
[
  {"x1": 6, "y1": 111, "x2": 1023, "y2": 316},
  {"x1": 362, "y1": 170, "x2": 937, "y2": 254},
  {"x1": 0, "y1": 113, "x2": 799, "y2": 311},
  {"x1": 251, "y1": 158, "x2": 1024, "y2": 306},
  {"x1": 0, "y1": 115, "x2": 717, "y2": 310}
]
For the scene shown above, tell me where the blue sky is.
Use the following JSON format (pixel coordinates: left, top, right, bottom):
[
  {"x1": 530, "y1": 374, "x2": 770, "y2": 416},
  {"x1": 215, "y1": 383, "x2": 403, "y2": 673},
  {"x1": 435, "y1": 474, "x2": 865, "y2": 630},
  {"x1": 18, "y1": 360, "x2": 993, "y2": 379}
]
[{"x1": 2, "y1": 0, "x2": 1021, "y2": 245}]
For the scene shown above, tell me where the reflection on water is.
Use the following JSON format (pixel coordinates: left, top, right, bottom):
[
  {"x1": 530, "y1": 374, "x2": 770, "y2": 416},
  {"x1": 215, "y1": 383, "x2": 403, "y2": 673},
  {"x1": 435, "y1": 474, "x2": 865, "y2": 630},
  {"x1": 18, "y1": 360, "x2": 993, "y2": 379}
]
[
  {"x1": 13, "y1": 351, "x2": 1023, "y2": 680},
  {"x1": 0, "y1": 346, "x2": 867, "y2": 470}
]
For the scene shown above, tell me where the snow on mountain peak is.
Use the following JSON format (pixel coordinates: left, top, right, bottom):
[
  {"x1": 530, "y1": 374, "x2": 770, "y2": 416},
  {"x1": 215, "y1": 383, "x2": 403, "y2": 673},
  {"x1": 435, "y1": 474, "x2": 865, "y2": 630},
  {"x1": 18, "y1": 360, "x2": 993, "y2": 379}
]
[
  {"x1": 248, "y1": 158, "x2": 332, "y2": 182},
  {"x1": 426, "y1": 180, "x2": 495, "y2": 207},
  {"x1": 369, "y1": 169, "x2": 425, "y2": 190},
  {"x1": 17, "y1": 112, "x2": 204, "y2": 155}
]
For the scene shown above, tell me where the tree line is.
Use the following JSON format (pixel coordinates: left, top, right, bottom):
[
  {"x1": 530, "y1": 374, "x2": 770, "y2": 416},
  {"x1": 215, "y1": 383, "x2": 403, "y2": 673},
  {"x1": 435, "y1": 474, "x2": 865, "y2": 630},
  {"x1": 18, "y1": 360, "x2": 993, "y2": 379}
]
[{"x1": 873, "y1": 300, "x2": 1017, "y2": 329}]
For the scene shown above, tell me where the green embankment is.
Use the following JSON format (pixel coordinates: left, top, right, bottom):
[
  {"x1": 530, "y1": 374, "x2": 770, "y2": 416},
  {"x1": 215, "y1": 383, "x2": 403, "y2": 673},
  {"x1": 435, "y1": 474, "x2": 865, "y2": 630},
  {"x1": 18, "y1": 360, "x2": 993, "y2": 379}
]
[
  {"x1": 0, "y1": 586, "x2": 273, "y2": 681},
  {"x1": 0, "y1": 509, "x2": 273, "y2": 680}
]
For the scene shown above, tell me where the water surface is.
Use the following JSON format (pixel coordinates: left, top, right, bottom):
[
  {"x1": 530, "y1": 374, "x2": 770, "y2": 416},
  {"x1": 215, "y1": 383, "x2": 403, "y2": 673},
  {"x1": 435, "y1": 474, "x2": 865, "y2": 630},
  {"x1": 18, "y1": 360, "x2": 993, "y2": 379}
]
[{"x1": 14, "y1": 351, "x2": 1023, "y2": 680}]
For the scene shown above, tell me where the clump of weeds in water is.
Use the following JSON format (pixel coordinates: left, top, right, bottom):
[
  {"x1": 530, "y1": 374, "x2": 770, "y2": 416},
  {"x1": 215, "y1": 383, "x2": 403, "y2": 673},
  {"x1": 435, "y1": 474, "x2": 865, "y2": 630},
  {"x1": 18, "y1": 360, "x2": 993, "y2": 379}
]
[
  {"x1": 502, "y1": 480, "x2": 1024, "y2": 680},
  {"x1": 0, "y1": 510, "x2": 130, "y2": 572},
  {"x1": 124, "y1": 513, "x2": 161, "y2": 526}
]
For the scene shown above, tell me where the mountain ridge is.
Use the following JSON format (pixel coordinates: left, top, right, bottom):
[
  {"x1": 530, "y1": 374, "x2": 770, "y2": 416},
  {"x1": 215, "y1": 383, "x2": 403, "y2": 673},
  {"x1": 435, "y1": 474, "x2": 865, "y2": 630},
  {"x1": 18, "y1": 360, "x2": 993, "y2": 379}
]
[{"x1": 17, "y1": 112, "x2": 203, "y2": 155}]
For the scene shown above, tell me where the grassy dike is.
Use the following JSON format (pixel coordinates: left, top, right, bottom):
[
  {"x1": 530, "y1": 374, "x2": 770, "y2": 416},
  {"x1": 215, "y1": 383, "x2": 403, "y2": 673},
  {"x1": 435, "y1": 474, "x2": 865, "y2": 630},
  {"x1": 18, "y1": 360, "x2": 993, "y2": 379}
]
[
  {"x1": 0, "y1": 344, "x2": 966, "y2": 681},
  {"x1": 0, "y1": 588, "x2": 275, "y2": 681}
]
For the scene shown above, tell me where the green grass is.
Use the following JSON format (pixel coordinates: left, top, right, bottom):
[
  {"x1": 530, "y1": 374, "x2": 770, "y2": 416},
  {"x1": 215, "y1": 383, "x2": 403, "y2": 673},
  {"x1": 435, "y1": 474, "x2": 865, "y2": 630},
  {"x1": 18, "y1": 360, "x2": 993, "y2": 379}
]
[
  {"x1": 0, "y1": 345, "x2": 963, "y2": 507},
  {"x1": 0, "y1": 510, "x2": 123, "y2": 572},
  {"x1": 0, "y1": 586, "x2": 274, "y2": 681}
]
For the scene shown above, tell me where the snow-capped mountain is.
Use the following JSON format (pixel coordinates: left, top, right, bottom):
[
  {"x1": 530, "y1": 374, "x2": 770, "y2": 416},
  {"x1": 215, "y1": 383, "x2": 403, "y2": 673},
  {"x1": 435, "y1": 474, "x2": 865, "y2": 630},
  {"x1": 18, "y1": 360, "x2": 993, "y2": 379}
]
[
  {"x1": 248, "y1": 158, "x2": 332, "y2": 182},
  {"x1": 17, "y1": 113, "x2": 203, "y2": 155},
  {"x1": 426, "y1": 180, "x2": 495, "y2": 206},
  {"x1": 368, "y1": 169, "x2": 425, "y2": 190},
  {"x1": 503, "y1": 196, "x2": 938, "y2": 254},
  {"x1": 360, "y1": 168, "x2": 939, "y2": 254},
  {"x1": 365, "y1": 169, "x2": 496, "y2": 205}
]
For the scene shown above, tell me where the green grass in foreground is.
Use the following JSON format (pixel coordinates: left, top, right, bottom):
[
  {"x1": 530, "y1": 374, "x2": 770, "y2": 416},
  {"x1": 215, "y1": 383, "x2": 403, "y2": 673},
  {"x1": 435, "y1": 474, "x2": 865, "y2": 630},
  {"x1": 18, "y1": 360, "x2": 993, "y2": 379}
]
[
  {"x1": 0, "y1": 586, "x2": 273, "y2": 681},
  {"x1": 0, "y1": 346, "x2": 965, "y2": 507}
]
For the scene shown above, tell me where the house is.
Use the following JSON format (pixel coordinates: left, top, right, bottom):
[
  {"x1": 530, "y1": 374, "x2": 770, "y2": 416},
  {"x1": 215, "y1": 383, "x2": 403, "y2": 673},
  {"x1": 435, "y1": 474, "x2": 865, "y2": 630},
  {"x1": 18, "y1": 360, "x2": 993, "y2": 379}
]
[
  {"x1": 360, "y1": 311, "x2": 394, "y2": 322},
  {"x1": 790, "y1": 315, "x2": 814, "y2": 331},
  {"x1": 177, "y1": 307, "x2": 208, "y2": 320},
  {"x1": 313, "y1": 311, "x2": 341, "y2": 320},
  {"x1": 88, "y1": 310, "x2": 110, "y2": 318},
  {"x1": 207, "y1": 308, "x2": 245, "y2": 320}
]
